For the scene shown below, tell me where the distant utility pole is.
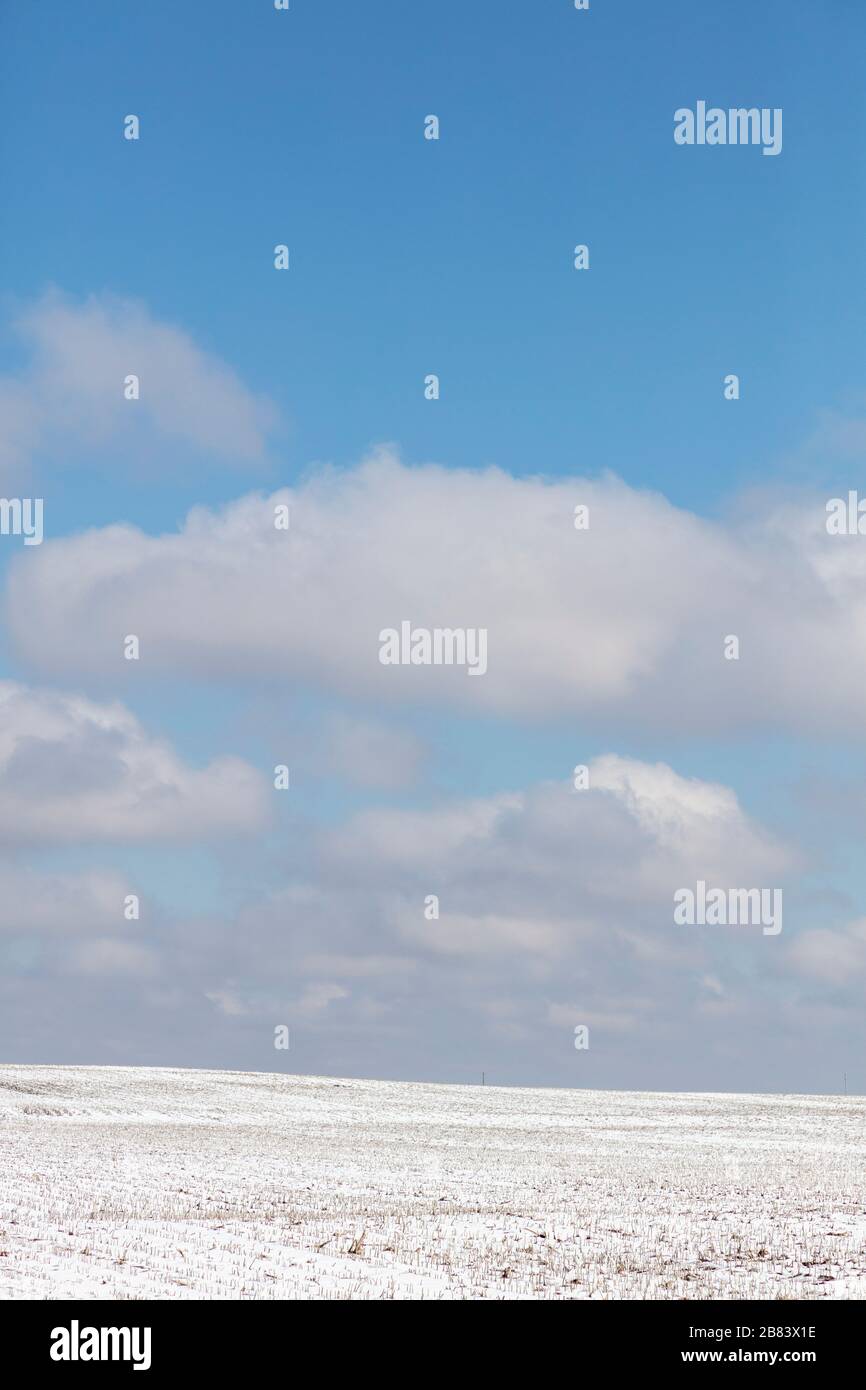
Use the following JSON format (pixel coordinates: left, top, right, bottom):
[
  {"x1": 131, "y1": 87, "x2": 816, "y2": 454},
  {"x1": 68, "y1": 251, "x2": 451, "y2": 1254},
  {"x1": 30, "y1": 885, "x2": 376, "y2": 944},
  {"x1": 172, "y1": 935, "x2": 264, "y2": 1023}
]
[{"x1": 482, "y1": 1072, "x2": 485, "y2": 1086}]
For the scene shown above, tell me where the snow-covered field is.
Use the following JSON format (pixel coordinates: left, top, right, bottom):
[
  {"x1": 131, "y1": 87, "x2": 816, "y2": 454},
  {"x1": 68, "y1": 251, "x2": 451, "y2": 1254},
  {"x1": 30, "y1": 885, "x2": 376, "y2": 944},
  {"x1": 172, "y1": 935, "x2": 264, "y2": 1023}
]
[{"x1": 0, "y1": 1064, "x2": 863, "y2": 1300}]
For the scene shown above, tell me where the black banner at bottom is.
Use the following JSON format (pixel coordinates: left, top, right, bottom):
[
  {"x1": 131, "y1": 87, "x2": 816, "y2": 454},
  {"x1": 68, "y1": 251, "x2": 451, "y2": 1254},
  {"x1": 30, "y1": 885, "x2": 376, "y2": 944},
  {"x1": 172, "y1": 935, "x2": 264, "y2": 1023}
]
[{"x1": 0, "y1": 1297, "x2": 857, "y2": 1374}]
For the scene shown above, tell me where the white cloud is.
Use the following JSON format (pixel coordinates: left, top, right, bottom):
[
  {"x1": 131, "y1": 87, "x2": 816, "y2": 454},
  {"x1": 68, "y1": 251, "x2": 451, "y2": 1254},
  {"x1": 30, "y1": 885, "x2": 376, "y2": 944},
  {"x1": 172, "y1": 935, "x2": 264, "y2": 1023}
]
[
  {"x1": 0, "y1": 681, "x2": 270, "y2": 843},
  {"x1": 590, "y1": 755, "x2": 782, "y2": 867},
  {"x1": 322, "y1": 754, "x2": 793, "y2": 962},
  {"x1": 8, "y1": 450, "x2": 866, "y2": 733},
  {"x1": 194, "y1": 755, "x2": 795, "y2": 1048},
  {"x1": 1, "y1": 749, "x2": 842, "y2": 1085},
  {"x1": 0, "y1": 290, "x2": 276, "y2": 474}
]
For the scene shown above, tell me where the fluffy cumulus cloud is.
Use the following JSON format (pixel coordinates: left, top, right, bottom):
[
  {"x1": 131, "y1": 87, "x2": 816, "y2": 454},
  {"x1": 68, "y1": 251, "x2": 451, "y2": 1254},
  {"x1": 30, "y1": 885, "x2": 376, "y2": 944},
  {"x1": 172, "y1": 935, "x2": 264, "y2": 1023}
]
[
  {"x1": 308, "y1": 753, "x2": 794, "y2": 968},
  {"x1": 0, "y1": 739, "x2": 856, "y2": 1088},
  {"x1": 0, "y1": 681, "x2": 269, "y2": 843},
  {"x1": 206, "y1": 757, "x2": 865, "y2": 1090},
  {"x1": 0, "y1": 679, "x2": 268, "y2": 993},
  {"x1": 80, "y1": 754, "x2": 808, "y2": 1082},
  {"x1": 7, "y1": 450, "x2": 866, "y2": 733},
  {"x1": 0, "y1": 290, "x2": 276, "y2": 475}
]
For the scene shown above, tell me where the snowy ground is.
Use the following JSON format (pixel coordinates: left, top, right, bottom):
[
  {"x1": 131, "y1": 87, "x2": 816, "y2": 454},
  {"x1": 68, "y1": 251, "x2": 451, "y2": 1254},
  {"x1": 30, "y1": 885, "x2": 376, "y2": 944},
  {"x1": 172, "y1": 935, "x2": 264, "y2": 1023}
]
[{"x1": 0, "y1": 1065, "x2": 863, "y2": 1300}]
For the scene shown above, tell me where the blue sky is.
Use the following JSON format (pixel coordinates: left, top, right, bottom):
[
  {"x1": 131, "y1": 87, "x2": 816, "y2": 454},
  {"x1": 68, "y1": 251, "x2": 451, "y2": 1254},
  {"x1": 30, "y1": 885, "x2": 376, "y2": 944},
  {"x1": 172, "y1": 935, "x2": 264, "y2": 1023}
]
[
  {"x1": 1, "y1": 0, "x2": 865, "y2": 1092},
  {"x1": 3, "y1": 0, "x2": 864, "y2": 521}
]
